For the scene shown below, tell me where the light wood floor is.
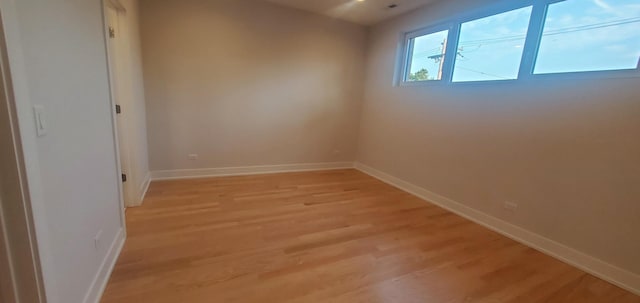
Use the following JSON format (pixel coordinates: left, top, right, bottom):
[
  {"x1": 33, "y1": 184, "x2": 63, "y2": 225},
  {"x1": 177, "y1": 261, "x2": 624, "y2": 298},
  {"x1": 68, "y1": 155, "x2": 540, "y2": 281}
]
[{"x1": 101, "y1": 169, "x2": 639, "y2": 303}]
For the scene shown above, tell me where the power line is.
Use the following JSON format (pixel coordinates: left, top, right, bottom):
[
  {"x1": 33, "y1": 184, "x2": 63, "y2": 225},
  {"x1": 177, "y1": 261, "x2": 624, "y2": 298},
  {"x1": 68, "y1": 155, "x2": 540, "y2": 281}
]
[
  {"x1": 544, "y1": 18, "x2": 640, "y2": 37},
  {"x1": 454, "y1": 65, "x2": 511, "y2": 80},
  {"x1": 408, "y1": 16, "x2": 640, "y2": 78},
  {"x1": 544, "y1": 17, "x2": 640, "y2": 34},
  {"x1": 457, "y1": 17, "x2": 640, "y2": 46},
  {"x1": 410, "y1": 17, "x2": 640, "y2": 60},
  {"x1": 458, "y1": 18, "x2": 640, "y2": 48}
]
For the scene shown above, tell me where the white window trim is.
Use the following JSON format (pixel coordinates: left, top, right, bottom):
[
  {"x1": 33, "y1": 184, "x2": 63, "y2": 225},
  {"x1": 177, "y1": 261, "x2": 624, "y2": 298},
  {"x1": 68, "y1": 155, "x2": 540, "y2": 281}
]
[{"x1": 400, "y1": 24, "x2": 453, "y2": 85}]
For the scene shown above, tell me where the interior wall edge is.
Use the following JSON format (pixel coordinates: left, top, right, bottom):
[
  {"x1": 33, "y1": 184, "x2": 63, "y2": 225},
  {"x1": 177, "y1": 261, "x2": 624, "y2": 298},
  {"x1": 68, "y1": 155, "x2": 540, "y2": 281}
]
[
  {"x1": 135, "y1": 171, "x2": 151, "y2": 207},
  {"x1": 81, "y1": 228, "x2": 125, "y2": 303},
  {"x1": 354, "y1": 162, "x2": 640, "y2": 296},
  {"x1": 0, "y1": 0, "x2": 60, "y2": 300},
  {"x1": 150, "y1": 162, "x2": 356, "y2": 181}
]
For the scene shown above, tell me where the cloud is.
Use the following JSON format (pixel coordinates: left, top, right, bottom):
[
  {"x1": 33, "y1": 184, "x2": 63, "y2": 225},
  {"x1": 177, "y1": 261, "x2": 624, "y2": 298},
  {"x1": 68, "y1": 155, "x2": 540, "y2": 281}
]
[{"x1": 593, "y1": 0, "x2": 612, "y2": 10}]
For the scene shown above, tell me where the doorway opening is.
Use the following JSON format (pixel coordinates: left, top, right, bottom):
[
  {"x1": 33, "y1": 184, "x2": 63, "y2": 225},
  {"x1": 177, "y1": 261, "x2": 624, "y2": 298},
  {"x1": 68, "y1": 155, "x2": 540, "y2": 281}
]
[{"x1": 104, "y1": 0, "x2": 135, "y2": 209}]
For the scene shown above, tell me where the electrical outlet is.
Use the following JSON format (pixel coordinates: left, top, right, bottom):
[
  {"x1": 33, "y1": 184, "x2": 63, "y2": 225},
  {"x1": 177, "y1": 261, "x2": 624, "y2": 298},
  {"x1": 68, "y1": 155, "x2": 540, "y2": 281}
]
[
  {"x1": 503, "y1": 201, "x2": 518, "y2": 211},
  {"x1": 188, "y1": 154, "x2": 198, "y2": 160},
  {"x1": 94, "y1": 230, "x2": 103, "y2": 250}
]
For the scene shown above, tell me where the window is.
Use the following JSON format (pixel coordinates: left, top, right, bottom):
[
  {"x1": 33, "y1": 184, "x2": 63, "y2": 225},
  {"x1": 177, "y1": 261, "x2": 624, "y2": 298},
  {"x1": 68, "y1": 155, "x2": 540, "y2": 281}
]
[
  {"x1": 400, "y1": 0, "x2": 640, "y2": 85},
  {"x1": 453, "y1": 7, "x2": 532, "y2": 82},
  {"x1": 405, "y1": 30, "x2": 449, "y2": 82},
  {"x1": 534, "y1": 0, "x2": 640, "y2": 74}
]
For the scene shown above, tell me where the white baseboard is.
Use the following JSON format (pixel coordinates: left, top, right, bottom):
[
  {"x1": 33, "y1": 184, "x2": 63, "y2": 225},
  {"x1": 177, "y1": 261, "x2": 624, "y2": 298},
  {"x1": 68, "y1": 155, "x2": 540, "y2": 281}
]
[
  {"x1": 82, "y1": 228, "x2": 125, "y2": 303},
  {"x1": 151, "y1": 162, "x2": 355, "y2": 181},
  {"x1": 134, "y1": 171, "x2": 151, "y2": 206},
  {"x1": 354, "y1": 162, "x2": 640, "y2": 296}
]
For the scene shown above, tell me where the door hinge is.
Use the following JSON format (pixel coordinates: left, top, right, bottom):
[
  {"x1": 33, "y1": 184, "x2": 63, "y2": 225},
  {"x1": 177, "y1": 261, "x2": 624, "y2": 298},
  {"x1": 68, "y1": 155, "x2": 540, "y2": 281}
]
[
  {"x1": 115, "y1": 104, "x2": 121, "y2": 114},
  {"x1": 121, "y1": 174, "x2": 127, "y2": 182},
  {"x1": 109, "y1": 27, "x2": 116, "y2": 38}
]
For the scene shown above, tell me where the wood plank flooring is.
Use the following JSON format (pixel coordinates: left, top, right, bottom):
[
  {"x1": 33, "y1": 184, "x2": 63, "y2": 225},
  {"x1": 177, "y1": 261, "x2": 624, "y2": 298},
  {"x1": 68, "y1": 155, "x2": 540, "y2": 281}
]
[{"x1": 101, "y1": 169, "x2": 639, "y2": 303}]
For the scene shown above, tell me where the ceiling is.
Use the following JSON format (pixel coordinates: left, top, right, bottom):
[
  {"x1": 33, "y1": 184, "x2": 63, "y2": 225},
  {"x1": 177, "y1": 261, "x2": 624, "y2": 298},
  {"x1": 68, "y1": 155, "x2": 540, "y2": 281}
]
[{"x1": 264, "y1": 0, "x2": 437, "y2": 26}]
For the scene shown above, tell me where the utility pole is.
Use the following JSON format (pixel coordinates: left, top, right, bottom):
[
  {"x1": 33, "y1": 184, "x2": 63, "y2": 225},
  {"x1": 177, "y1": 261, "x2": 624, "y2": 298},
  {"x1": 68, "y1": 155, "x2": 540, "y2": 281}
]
[
  {"x1": 427, "y1": 38, "x2": 454, "y2": 80},
  {"x1": 437, "y1": 37, "x2": 447, "y2": 80}
]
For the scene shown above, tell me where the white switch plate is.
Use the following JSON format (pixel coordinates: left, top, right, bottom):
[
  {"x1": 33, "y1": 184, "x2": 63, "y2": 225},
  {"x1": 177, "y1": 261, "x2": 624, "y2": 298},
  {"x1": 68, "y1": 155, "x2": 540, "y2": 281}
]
[{"x1": 33, "y1": 105, "x2": 48, "y2": 137}]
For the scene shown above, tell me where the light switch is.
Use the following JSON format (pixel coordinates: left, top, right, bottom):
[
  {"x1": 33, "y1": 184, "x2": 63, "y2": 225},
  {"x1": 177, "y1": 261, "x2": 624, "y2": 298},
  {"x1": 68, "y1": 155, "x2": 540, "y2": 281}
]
[{"x1": 33, "y1": 105, "x2": 48, "y2": 137}]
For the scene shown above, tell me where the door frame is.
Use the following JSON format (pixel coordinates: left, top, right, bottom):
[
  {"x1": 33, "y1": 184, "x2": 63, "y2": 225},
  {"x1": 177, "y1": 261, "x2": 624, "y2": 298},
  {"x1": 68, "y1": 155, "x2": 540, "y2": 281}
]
[
  {"x1": 0, "y1": 3, "x2": 46, "y2": 302},
  {"x1": 0, "y1": 216, "x2": 15, "y2": 303},
  {"x1": 102, "y1": 0, "x2": 133, "y2": 213},
  {"x1": 0, "y1": 0, "x2": 133, "y2": 301}
]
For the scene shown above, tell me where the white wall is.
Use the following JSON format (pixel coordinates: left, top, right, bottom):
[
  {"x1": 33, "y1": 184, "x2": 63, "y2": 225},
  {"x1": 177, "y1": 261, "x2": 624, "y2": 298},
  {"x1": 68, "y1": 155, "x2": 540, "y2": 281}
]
[
  {"x1": 140, "y1": 0, "x2": 367, "y2": 172},
  {"x1": 2, "y1": 0, "x2": 126, "y2": 302},
  {"x1": 358, "y1": 0, "x2": 640, "y2": 276}
]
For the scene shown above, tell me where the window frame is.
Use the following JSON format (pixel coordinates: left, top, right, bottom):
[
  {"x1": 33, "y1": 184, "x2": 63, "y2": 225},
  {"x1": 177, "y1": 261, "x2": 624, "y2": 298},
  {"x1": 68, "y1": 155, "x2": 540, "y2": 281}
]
[
  {"x1": 401, "y1": 24, "x2": 454, "y2": 85},
  {"x1": 398, "y1": 0, "x2": 640, "y2": 86}
]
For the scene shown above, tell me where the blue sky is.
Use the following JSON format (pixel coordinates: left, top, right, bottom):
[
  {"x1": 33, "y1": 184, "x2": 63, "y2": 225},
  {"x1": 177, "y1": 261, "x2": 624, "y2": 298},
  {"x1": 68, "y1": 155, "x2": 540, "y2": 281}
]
[{"x1": 408, "y1": 0, "x2": 640, "y2": 82}]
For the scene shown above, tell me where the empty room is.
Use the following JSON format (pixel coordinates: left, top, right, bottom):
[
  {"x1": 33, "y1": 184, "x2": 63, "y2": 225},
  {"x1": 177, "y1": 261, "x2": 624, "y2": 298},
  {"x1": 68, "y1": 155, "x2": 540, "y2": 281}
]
[{"x1": 0, "y1": 0, "x2": 639, "y2": 302}]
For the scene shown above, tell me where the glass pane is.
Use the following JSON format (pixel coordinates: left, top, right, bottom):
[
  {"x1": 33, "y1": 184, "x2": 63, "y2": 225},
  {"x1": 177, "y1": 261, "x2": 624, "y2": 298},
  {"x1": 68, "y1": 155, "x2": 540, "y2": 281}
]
[
  {"x1": 406, "y1": 30, "x2": 449, "y2": 81},
  {"x1": 535, "y1": 0, "x2": 640, "y2": 74},
  {"x1": 452, "y1": 6, "x2": 533, "y2": 82}
]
